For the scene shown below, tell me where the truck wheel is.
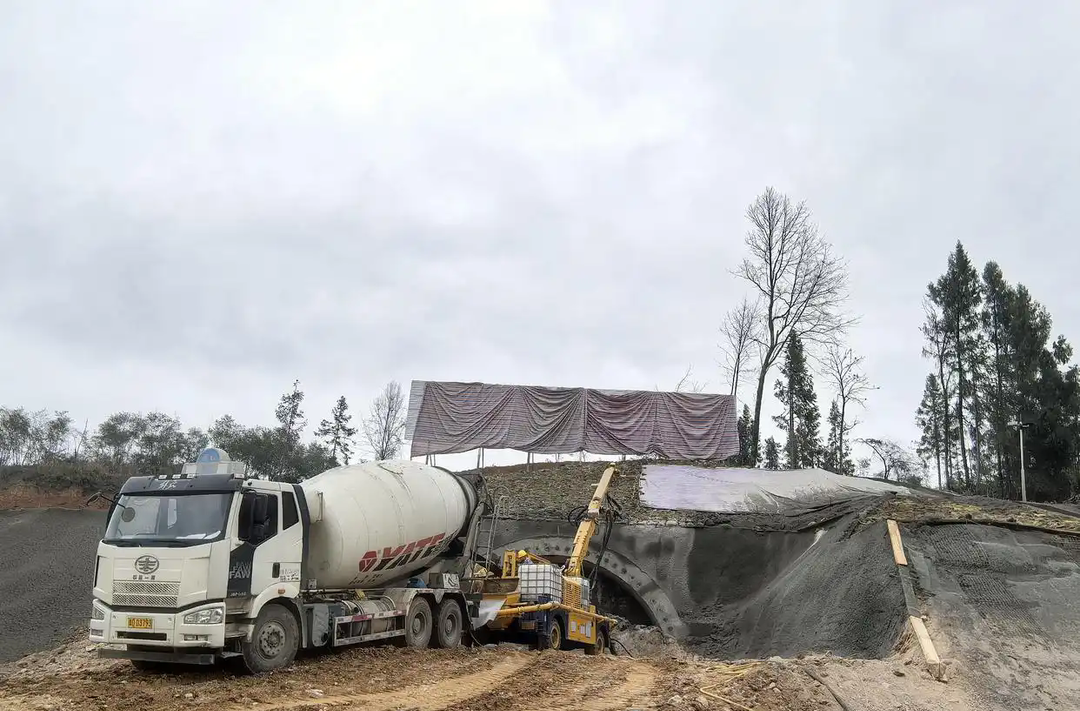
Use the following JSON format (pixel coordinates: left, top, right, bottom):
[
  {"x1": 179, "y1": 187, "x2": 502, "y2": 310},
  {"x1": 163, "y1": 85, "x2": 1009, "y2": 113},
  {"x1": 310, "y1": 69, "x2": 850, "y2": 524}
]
[
  {"x1": 239, "y1": 604, "x2": 299, "y2": 674},
  {"x1": 434, "y1": 599, "x2": 463, "y2": 649},
  {"x1": 584, "y1": 627, "x2": 608, "y2": 656},
  {"x1": 538, "y1": 617, "x2": 563, "y2": 651},
  {"x1": 402, "y1": 597, "x2": 433, "y2": 648}
]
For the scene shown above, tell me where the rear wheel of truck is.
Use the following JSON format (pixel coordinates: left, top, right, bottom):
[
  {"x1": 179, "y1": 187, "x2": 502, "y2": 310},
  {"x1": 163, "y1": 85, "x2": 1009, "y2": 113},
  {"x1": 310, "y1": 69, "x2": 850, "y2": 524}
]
[
  {"x1": 434, "y1": 599, "x2": 463, "y2": 649},
  {"x1": 584, "y1": 627, "x2": 608, "y2": 656},
  {"x1": 239, "y1": 604, "x2": 299, "y2": 674},
  {"x1": 402, "y1": 596, "x2": 433, "y2": 648}
]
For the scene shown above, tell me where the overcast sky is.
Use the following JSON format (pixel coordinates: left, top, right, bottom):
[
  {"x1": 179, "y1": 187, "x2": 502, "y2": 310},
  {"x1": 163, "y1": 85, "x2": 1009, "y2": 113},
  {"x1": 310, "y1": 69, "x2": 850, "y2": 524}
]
[{"x1": 2, "y1": 1, "x2": 1078, "y2": 472}]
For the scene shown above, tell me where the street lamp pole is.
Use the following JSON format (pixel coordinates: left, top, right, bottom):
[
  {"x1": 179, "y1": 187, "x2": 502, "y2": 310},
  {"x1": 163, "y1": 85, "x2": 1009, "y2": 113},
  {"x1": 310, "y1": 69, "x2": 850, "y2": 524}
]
[
  {"x1": 1019, "y1": 425, "x2": 1027, "y2": 502},
  {"x1": 1015, "y1": 421, "x2": 1032, "y2": 502}
]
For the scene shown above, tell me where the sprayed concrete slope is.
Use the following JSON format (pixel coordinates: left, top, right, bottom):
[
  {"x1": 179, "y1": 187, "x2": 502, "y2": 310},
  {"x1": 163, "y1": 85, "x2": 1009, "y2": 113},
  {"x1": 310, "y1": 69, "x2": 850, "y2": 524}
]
[
  {"x1": 902, "y1": 522, "x2": 1080, "y2": 710},
  {"x1": 494, "y1": 514, "x2": 907, "y2": 659}
]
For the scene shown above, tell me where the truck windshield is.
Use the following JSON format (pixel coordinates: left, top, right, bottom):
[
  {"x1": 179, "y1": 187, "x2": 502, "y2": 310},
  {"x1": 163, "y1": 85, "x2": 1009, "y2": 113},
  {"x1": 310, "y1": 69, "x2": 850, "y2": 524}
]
[{"x1": 104, "y1": 493, "x2": 233, "y2": 545}]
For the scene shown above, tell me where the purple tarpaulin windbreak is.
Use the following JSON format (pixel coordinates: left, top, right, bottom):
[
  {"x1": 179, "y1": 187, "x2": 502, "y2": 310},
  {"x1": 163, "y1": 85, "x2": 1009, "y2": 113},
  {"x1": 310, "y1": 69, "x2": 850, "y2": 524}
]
[{"x1": 405, "y1": 380, "x2": 739, "y2": 459}]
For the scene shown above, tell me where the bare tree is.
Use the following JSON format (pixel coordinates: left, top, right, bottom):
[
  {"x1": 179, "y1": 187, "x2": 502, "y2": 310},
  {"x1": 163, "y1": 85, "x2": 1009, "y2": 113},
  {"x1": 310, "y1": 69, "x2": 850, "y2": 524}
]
[
  {"x1": 824, "y1": 344, "x2": 873, "y2": 471},
  {"x1": 673, "y1": 364, "x2": 706, "y2": 393},
  {"x1": 718, "y1": 296, "x2": 761, "y2": 401},
  {"x1": 733, "y1": 187, "x2": 853, "y2": 462},
  {"x1": 364, "y1": 380, "x2": 407, "y2": 460},
  {"x1": 858, "y1": 438, "x2": 917, "y2": 481}
]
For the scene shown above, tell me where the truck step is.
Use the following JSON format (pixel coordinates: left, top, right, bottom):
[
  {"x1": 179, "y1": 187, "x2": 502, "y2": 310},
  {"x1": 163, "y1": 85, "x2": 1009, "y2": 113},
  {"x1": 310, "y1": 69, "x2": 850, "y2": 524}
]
[{"x1": 333, "y1": 629, "x2": 406, "y2": 646}]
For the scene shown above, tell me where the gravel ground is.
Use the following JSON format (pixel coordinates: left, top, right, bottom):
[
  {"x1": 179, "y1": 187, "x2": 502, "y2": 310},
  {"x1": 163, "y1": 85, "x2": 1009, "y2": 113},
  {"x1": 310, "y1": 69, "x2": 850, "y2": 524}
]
[{"x1": 0, "y1": 509, "x2": 105, "y2": 664}]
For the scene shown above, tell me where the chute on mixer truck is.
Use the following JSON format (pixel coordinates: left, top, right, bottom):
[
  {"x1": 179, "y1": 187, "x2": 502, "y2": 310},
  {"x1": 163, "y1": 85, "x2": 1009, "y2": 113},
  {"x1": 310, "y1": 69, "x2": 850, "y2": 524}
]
[{"x1": 87, "y1": 447, "x2": 616, "y2": 673}]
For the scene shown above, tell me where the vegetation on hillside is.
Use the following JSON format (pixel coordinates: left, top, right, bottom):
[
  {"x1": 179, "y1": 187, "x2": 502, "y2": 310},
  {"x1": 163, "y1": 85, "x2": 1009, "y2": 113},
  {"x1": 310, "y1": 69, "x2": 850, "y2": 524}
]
[
  {"x1": 0, "y1": 380, "x2": 406, "y2": 491},
  {"x1": 5, "y1": 193, "x2": 1079, "y2": 504},
  {"x1": 916, "y1": 242, "x2": 1080, "y2": 500},
  {"x1": 720, "y1": 190, "x2": 1079, "y2": 500}
]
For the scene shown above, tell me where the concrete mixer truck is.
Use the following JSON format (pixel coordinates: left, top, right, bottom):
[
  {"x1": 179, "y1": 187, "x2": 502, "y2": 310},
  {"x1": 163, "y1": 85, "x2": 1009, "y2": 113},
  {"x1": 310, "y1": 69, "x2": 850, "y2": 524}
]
[{"x1": 87, "y1": 448, "x2": 490, "y2": 673}]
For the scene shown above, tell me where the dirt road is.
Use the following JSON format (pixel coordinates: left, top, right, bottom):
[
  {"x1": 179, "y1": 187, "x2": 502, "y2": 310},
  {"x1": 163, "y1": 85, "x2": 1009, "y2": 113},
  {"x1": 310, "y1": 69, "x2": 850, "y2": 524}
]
[
  {"x1": 0, "y1": 630, "x2": 981, "y2": 711},
  {"x1": 0, "y1": 639, "x2": 662, "y2": 711}
]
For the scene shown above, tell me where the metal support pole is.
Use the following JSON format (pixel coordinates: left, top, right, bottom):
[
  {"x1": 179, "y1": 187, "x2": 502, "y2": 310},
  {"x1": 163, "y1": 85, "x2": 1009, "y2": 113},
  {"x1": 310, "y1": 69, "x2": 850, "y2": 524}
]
[{"x1": 1019, "y1": 426, "x2": 1027, "y2": 502}]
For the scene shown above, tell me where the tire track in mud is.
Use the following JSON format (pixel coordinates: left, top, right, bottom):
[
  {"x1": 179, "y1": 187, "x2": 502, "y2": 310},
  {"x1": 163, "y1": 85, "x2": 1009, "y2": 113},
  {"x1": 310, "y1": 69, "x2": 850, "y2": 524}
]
[
  {"x1": 436, "y1": 655, "x2": 660, "y2": 711},
  {"x1": 228, "y1": 655, "x2": 535, "y2": 711},
  {"x1": 516, "y1": 662, "x2": 658, "y2": 711}
]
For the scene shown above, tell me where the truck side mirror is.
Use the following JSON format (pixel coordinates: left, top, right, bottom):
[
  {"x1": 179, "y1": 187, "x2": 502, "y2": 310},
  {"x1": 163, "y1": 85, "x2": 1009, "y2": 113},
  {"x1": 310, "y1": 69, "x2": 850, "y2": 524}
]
[{"x1": 238, "y1": 492, "x2": 256, "y2": 542}]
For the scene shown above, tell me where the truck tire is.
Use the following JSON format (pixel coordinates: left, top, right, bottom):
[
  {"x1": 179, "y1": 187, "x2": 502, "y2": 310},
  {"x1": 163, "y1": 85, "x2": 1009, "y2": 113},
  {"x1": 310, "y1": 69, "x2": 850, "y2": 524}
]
[
  {"x1": 584, "y1": 627, "x2": 608, "y2": 656},
  {"x1": 239, "y1": 604, "x2": 300, "y2": 674},
  {"x1": 538, "y1": 616, "x2": 563, "y2": 651},
  {"x1": 402, "y1": 596, "x2": 433, "y2": 648},
  {"x1": 434, "y1": 599, "x2": 463, "y2": 649}
]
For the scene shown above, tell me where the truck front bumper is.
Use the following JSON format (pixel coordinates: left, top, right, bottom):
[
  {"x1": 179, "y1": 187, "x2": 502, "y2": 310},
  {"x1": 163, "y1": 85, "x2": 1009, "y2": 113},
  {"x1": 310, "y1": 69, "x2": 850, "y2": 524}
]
[{"x1": 90, "y1": 599, "x2": 227, "y2": 660}]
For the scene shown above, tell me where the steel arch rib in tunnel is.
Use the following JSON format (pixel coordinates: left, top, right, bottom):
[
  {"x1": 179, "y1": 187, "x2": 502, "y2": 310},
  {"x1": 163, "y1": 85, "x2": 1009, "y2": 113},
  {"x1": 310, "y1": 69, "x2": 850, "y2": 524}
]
[{"x1": 495, "y1": 536, "x2": 687, "y2": 638}]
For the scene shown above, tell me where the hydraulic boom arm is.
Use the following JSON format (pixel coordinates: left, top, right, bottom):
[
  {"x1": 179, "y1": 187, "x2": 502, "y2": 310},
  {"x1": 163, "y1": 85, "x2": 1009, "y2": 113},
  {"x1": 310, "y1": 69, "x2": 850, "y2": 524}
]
[{"x1": 564, "y1": 465, "x2": 619, "y2": 577}]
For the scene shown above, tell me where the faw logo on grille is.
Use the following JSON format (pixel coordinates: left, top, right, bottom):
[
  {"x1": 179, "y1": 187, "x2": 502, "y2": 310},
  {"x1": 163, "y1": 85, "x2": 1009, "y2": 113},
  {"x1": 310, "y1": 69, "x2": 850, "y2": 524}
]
[{"x1": 134, "y1": 556, "x2": 160, "y2": 575}]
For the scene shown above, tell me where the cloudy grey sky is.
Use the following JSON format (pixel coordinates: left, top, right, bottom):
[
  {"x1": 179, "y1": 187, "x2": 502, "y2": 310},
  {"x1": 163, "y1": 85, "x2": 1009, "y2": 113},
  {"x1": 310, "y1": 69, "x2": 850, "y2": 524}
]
[{"x1": 2, "y1": 1, "x2": 1078, "y2": 471}]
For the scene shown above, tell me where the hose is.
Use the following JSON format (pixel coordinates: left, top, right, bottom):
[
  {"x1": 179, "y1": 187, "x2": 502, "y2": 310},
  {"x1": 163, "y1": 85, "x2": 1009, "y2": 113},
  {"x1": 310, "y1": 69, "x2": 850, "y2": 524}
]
[{"x1": 802, "y1": 667, "x2": 858, "y2": 711}]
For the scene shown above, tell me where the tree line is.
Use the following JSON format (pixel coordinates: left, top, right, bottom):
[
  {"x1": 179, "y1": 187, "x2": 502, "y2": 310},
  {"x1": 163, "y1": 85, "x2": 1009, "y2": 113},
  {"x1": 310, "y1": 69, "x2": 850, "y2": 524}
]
[
  {"x1": 718, "y1": 188, "x2": 1079, "y2": 500},
  {"x1": 0, "y1": 380, "x2": 410, "y2": 483},
  {"x1": 915, "y1": 242, "x2": 1079, "y2": 500},
  {"x1": 718, "y1": 188, "x2": 918, "y2": 481}
]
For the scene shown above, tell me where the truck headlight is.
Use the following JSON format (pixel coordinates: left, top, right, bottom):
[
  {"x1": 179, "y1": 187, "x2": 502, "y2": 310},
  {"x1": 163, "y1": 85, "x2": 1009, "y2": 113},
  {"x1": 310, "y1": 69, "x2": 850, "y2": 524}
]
[
  {"x1": 183, "y1": 607, "x2": 224, "y2": 625},
  {"x1": 91, "y1": 602, "x2": 106, "y2": 621}
]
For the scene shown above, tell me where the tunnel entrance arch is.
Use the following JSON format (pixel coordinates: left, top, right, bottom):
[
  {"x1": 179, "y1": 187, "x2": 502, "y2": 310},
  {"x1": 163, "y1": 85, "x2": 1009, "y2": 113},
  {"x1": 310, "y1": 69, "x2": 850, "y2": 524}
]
[{"x1": 495, "y1": 536, "x2": 687, "y2": 638}]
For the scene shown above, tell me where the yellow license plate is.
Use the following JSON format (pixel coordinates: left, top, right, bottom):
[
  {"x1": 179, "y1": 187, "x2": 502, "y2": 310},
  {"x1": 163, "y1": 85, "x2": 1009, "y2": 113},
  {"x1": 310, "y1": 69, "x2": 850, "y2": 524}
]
[{"x1": 127, "y1": 617, "x2": 153, "y2": 630}]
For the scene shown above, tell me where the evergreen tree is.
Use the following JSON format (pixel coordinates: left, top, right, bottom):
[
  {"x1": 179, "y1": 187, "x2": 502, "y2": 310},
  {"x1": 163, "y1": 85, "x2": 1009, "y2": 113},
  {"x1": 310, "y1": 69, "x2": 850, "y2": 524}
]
[
  {"x1": 772, "y1": 334, "x2": 821, "y2": 468},
  {"x1": 921, "y1": 302, "x2": 955, "y2": 489},
  {"x1": 927, "y1": 242, "x2": 982, "y2": 489},
  {"x1": 919, "y1": 247, "x2": 1080, "y2": 501},
  {"x1": 980, "y1": 261, "x2": 1014, "y2": 493},
  {"x1": 915, "y1": 375, "x2": 944, "y2": 489},
  {"x1": 315, "y1": 396, "x2": 358, "y2": 465},
  {"x1": 822, "y1": 400, "x2": 852, "y2": 474},
  {"x1": 734, "y1": 404, "x2": 759, "y2": 467},
  {"x1": 763, "y1": 437, "x2": 781, "y2": 470},
  {"x1": 273, "y1": 380, "x2": 308, "y2": 482}
]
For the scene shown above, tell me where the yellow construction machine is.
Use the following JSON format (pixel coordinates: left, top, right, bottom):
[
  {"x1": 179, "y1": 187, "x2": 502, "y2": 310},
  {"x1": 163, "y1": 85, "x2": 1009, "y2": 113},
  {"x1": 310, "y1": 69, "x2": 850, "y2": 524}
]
[{"x1": 470, "y1": 465, "x2": 621, "y2": 654}]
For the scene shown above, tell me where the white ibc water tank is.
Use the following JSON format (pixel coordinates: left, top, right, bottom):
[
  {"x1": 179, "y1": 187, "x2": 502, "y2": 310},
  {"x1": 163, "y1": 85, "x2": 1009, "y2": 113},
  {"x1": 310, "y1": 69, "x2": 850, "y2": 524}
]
[{"x1": 298, "y1": 460, "x2": 478, "y2": 590}]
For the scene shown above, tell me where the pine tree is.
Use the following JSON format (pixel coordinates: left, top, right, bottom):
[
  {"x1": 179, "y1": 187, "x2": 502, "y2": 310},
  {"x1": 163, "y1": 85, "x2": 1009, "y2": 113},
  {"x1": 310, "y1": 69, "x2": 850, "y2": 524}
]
[
  {"x1": 735, "y1": 405, "x2": 758, "y2": 467},
  {"x1": 927, "y1": 242, "x2": 982, "y2": 489},
  {"x1": 763, "y1": 437, "x2": 781, "y2": 470},
  {"x1": 981, "y1": 261, "x2": 1014, "y2": 494},
  {"x1": 822, "y1": 400, "x2": 840, "y2": 473},
  {"x1": 773, "y1": 334, "x2": 821, "y2": 468},
  {"x1": 273, "y1": 380, "x2": 307, "y2": 481},
  {"x1": 921, "y1": 302, "x2": 955, "y2": 489},
  {"x1": 915, "y1": 375, "x2": 944, "y2": 489},
  {"x1": 822, "y1": 400, "x2": 852, "y2": 475},
  {"x1": 918, "y1": 248, "x2": 1080, "y2": 501},
  {"x1": 315, "y1": 396, "x2": 358, "y2": 465}
]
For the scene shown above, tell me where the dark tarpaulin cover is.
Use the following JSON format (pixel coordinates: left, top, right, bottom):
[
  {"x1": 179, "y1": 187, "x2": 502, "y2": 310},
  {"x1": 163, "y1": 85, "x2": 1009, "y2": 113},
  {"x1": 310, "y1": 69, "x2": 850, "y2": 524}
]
[{"x1": 405, "y1": 381, "x2": 738, "y2": 459}]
